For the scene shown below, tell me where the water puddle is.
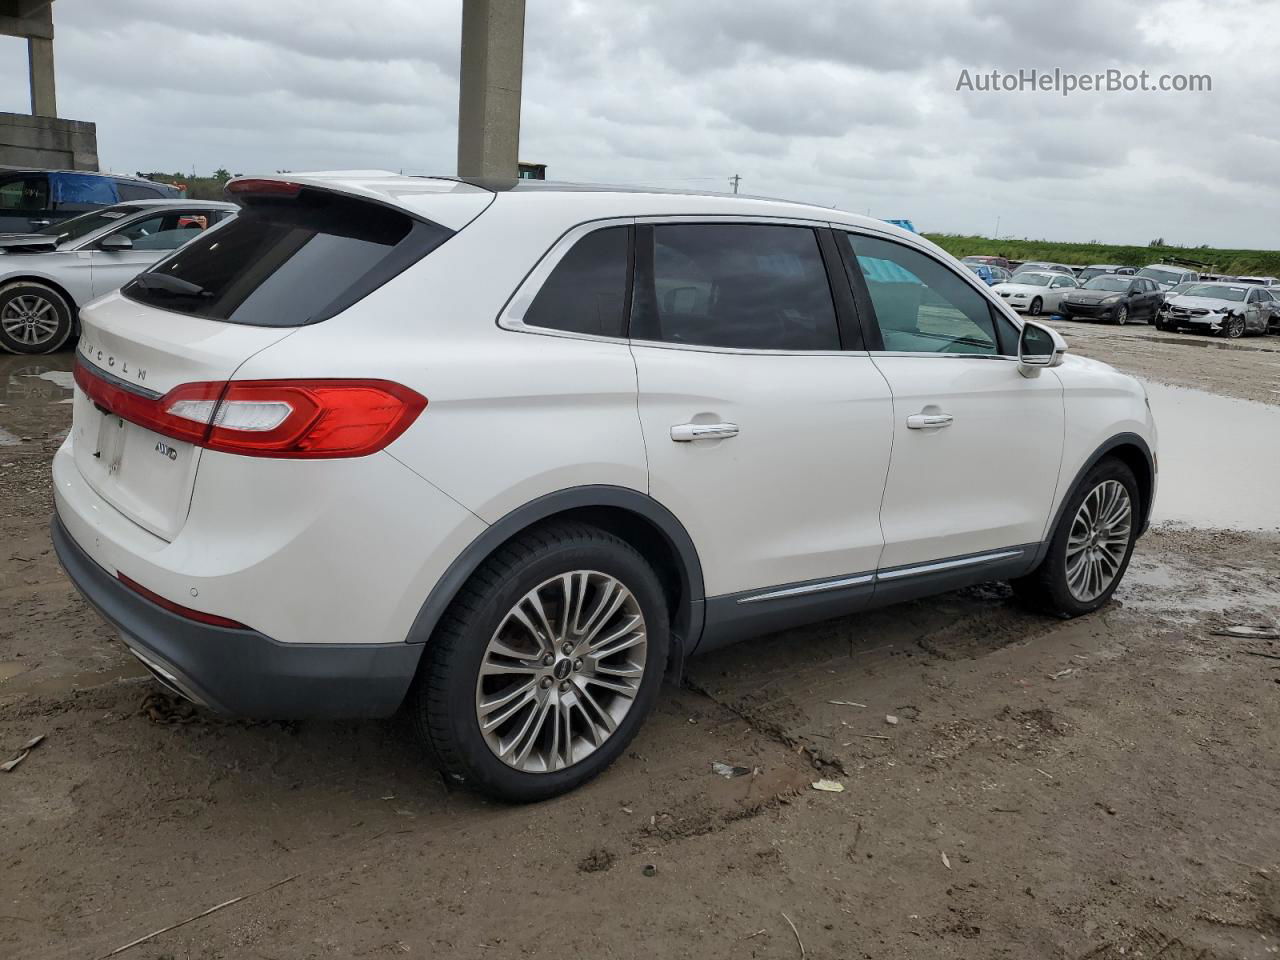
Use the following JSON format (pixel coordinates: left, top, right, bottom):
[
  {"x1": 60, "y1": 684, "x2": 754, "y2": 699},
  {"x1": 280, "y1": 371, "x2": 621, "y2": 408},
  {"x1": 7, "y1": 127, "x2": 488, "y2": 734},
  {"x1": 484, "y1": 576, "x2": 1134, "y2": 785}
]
[{"x1": 1144, "y1": 380, "x2": 1280, "y2": 531}]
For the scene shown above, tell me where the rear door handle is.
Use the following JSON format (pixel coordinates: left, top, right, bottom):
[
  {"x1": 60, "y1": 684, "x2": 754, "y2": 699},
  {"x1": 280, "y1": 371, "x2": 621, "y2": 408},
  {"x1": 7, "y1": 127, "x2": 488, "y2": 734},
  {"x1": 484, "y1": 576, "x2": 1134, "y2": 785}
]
[
  {"x1": 29, "y1": 219, "x2": 51, "y2": 227},
  {"x1": 906, "y1": 413, "x2": 953, "y2": 430},
  {"x1": 671, "y1": 422, "x2": 739, "y2": 442}
]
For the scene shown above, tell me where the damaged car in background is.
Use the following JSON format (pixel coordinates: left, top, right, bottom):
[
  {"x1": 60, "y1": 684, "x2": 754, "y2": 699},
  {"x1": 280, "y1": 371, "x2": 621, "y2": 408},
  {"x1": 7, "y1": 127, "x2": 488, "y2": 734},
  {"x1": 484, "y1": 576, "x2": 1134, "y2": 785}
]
[
  {"x1": 0, "y1": 200, "x2": 235, "y2": 354},
  {"x1": 1156, "y1": 281, "x2": 1274, "y2": 338}
]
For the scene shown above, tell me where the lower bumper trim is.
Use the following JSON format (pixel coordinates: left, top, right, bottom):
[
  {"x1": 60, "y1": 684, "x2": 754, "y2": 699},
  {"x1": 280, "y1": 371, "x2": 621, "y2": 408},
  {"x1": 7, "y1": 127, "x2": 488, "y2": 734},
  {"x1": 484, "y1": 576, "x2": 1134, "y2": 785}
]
[{"x1": 50, "y1": 513, "x2": 423, "y2": 718}]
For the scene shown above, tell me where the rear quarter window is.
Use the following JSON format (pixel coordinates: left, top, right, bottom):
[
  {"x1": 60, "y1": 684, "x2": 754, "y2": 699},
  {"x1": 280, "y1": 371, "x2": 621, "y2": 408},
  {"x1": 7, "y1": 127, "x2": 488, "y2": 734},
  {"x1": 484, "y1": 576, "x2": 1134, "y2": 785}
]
[{"x1": 123, "y1": 188, "x2": 451, "y2": 327}]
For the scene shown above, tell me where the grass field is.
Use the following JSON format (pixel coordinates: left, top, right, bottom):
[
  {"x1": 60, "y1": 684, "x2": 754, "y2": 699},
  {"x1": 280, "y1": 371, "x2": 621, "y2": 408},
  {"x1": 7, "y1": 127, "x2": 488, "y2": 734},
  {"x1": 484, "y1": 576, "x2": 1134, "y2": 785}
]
[{"x1": 924, "y1": 234, "x2": 1280, "y2": 276}]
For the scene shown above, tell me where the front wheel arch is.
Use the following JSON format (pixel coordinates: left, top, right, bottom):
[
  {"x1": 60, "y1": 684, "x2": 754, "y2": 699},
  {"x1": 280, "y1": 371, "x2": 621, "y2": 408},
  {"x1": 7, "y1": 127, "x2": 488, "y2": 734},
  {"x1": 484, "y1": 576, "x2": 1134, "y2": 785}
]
[{"x1": 1031, "y1": 435, "x2": 1155, "y2": 570}]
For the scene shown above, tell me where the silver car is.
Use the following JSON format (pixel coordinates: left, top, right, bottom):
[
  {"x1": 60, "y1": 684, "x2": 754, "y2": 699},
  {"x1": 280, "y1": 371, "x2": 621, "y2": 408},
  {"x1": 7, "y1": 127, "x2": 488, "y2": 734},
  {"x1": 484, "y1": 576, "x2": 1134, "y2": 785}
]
[
  {"x1": 0, "y1": 199, "x2": 236, "y2": 354},
  {"x1": 1155, "y1": 281, "x2": 1273, "y2": 338}
]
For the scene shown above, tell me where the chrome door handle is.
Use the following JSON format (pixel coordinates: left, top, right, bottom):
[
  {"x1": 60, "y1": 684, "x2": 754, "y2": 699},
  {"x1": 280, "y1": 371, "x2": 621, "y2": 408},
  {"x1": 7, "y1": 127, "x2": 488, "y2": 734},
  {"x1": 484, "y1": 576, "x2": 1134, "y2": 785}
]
[
  {"x1": 671, "y1": 422, "x2": 739, "y2": 442},
  {"x1": 29, "y1": 219, "x2": 51, "y2": 227},
  {"x1": 906, "y1": 413, "x2": 953, "y2": 430}
]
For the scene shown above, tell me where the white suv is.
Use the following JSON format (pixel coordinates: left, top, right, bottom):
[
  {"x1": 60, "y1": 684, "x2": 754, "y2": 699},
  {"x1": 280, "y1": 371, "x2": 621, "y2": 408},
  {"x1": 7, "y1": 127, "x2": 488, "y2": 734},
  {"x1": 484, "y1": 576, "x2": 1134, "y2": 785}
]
[{"x1": 52, "y1": 173, "x2": 1157, "y2": 801}]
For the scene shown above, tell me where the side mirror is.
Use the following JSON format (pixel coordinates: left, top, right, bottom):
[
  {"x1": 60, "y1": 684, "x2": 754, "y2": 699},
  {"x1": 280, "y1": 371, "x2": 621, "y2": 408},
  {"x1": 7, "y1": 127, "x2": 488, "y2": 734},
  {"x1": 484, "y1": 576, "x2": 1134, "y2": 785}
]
[
  {"x1": 98, "y1": 234, "x2": 133, "y2": 251},
  {"x1": 1017, "y1": 320, "x2": 1067, "y2": 378}
]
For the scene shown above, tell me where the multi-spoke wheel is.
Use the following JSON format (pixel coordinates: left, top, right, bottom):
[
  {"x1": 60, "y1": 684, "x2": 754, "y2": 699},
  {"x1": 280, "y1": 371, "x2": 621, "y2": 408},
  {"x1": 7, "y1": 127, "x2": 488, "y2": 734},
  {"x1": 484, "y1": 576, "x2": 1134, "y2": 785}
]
[
  {"x1": 0, "y1": 282, "x2": 73, "y2": 355},
  {"x1": 1012, "y1": 458, "x2": 1140, "y2": 617},
  {"x1": 409, "y1": 522, "x2": 669, "y2": 802},
  {"x1": 1224, "y1": 315, "x2": 1245, "y2": 339},
  {"x1": 476, "y1": 571, "x2": 647, "y2": 773},
  {"x1": 1064, "y1": 480, "x2": 1132, "y2": 603}
]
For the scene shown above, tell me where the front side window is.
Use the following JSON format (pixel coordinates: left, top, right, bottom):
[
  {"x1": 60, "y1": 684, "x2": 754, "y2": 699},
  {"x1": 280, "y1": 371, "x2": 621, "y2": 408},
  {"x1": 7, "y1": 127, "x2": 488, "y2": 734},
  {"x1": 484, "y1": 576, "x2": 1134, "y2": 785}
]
[
  {"x1": 631, "y1": 223, "x2": 840, "y2": 351},
  {"x1": 844, "y1": 233, "x2": 999, "y2": 355},
  {"x1": 523, "y1": 226, "x2": 629, "y2": 338},
  {"x1": 0, "y1": 175, "x2": 49, "y2": 211}
]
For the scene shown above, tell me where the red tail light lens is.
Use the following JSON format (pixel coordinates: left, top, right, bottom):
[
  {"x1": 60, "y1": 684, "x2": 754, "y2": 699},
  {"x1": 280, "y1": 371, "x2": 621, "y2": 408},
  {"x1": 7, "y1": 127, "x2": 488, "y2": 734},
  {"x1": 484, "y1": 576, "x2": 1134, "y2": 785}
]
[
  {"x1": 75, "y1": 358, "x2": 426, "y2": 459},
  {"x1": 225, "y1": 178, "x2": 302, "y2": 197},
  {"x1": 117, "y1": 572, "x2": 248, "y2": 629}
]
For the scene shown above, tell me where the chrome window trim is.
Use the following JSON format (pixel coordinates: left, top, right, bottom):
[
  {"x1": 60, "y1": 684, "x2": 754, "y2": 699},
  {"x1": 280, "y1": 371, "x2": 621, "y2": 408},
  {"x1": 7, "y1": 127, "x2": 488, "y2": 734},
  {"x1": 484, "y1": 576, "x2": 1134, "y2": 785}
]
[{"x1": 499, "y1": 214, "x2": 872, "y2": 357}]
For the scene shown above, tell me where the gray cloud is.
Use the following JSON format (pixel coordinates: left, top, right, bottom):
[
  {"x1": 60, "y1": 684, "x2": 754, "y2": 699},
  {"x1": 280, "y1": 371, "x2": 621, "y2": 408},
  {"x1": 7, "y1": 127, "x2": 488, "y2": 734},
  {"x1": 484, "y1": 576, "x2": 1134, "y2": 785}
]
[{"x1": 2, "y1": 0, "x2": 1277, "y2": 247}]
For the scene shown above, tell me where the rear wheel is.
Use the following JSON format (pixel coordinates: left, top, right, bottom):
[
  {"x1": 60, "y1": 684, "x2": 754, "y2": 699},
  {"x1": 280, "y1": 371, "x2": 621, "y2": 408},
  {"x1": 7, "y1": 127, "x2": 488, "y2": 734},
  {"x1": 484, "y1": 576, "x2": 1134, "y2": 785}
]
[
  {"x1": 0, "y1": 281, "x2": 73, "y2": 355},
  {"x1": 1012, "y1": 458, "x2": 1140, "y2": 617},
  {"x1": 408, "y1": 522, "x2": 669, "y2": 802}
]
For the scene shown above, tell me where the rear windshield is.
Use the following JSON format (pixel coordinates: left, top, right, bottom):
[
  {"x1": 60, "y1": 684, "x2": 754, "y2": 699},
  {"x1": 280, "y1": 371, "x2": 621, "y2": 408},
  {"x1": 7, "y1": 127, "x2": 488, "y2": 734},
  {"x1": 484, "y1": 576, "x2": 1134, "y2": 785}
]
[{"x1": 122, "y1": 188, "x2": 448, "y2": 327}]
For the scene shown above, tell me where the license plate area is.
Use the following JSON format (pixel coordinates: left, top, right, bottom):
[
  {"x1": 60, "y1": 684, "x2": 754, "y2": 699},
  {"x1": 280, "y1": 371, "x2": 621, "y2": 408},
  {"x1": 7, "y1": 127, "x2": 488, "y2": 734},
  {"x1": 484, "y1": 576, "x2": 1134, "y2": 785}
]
[{"x1": 72, "y1": 390, "x2": 201, "y2": 541}]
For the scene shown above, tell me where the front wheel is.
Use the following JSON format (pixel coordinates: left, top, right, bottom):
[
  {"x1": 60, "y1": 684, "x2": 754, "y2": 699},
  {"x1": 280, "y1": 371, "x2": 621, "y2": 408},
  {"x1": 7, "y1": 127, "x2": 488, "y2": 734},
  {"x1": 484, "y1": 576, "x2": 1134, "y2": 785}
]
[
  {"x1": 408, "y1": 522, "x2": 669, "y2": 802},
  {"x1": 1028, "y1": 296, "x2": 1043, "y2": 317},
  {"x1": 1114, "y1": 305, "x2": 1129, "y2": 326},
  {"x1": 1224, "y1": 315, "x2": 1245, "y2": 339},
  {"x1": 1012, "y1": 458, "x2": 1140, "y2": 617}
]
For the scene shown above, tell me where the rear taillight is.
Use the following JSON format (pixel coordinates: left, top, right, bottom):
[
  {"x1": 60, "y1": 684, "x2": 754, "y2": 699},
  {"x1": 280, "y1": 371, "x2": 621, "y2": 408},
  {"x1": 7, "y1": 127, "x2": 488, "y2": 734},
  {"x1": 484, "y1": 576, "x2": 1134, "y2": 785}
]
[
  {"x1": 75, "y1": 359, "x2": 426, "y2": 459},
  {"x1": 225, "y1": 178, "x2": 302, "y2": 197}
]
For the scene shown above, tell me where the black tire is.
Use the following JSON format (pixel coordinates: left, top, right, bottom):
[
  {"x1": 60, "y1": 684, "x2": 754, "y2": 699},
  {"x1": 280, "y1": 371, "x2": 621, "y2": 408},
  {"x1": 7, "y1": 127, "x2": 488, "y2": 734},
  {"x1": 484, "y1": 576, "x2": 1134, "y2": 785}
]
[
  {"x1": 1224, "y1": 315, "x2": 1245, "y2": 339},
  {"x1": 1029, "y1": 296, "x2": 1043, "y2": 317},
  {"x1": 0, "y1": 281, "x2": 74, "y2": 355},
  {"x1": 408, "y1": 522, "x2": 670, "y2": 802},
  {"x1": 1011, "y1": 458, "x2": 1140, "y2": 618},
  {"x1": 1114, "y1": 305, "x2": 1129, "y2": 326}
]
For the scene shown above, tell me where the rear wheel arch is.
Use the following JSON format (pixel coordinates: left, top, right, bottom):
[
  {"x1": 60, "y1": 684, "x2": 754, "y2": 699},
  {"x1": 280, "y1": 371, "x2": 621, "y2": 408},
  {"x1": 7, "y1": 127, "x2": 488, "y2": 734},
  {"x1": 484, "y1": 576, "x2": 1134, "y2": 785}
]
[{"x1": 406, "y1": 486, "x2": 705, "y2": 672}]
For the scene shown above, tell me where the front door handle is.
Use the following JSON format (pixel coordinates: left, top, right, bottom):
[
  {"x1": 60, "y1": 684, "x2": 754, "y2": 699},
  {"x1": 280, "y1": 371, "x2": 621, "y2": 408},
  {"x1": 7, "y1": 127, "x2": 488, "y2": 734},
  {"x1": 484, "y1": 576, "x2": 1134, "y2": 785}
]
[
  {"x1": 29, "y1": 219, "x2": 51, "y2": 227},
  {"x1": 671, "y1": 422, "x2": 739, "y2": 442},
  {"x1": 906, "y1": 413, "x2": 953, "y2": 430}
]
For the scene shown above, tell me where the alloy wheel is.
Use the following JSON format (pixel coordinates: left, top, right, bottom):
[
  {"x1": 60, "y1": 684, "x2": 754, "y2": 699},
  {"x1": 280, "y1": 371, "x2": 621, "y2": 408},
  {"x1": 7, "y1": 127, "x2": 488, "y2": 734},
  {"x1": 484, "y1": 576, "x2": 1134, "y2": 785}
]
[
  {"x1": 1116, "y1": 306, "x2": 1128, "y2": 325},
  {"x1": 475, "y1": 570, "x2": 647, "y2": 773},
  {"x1": 1226, "y1": 316, "x2": 1245, "y2": 339},
  {"x1": 1, "y1": 294, "x2": 59, "y2": 347},
  {"x1": 1065, "y1": 479, "x2": 1132, "y2": 603}
]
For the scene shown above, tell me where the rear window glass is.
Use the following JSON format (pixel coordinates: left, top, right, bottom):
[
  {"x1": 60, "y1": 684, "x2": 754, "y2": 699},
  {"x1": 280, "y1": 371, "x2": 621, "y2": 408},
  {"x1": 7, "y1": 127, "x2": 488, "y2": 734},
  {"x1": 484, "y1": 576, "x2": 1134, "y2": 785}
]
[
  {"x1": 123, "y1": 188, "x2": 443, "y2": 327},
  {"x1": 524, "y1": 226, "x2": 629, "y2": 337}
]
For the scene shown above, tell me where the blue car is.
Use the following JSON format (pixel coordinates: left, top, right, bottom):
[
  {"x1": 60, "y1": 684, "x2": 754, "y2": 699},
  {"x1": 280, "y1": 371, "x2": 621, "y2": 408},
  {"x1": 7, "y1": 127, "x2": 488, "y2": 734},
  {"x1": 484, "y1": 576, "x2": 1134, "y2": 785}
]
[
  {"x1": 966, "y1": 262, "x2": 1011, "y2": 286},
  {"x1": 0, "y1": 170, "x2": 179, "y2": 233}
]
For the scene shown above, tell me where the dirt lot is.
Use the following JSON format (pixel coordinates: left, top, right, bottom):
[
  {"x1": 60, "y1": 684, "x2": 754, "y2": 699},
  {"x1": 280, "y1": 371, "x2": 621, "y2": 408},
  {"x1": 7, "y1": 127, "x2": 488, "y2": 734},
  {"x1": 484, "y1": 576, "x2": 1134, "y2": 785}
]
[{"x1": 3, "y1": 323, "x2": 1280, "y2": 960}]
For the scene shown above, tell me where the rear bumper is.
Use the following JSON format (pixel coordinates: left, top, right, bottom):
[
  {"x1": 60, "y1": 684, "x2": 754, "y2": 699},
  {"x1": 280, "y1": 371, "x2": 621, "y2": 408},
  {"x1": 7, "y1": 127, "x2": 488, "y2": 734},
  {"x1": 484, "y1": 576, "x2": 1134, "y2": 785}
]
[{"x1": 51, "y1": 513, "x2": 423, "y2": 718}]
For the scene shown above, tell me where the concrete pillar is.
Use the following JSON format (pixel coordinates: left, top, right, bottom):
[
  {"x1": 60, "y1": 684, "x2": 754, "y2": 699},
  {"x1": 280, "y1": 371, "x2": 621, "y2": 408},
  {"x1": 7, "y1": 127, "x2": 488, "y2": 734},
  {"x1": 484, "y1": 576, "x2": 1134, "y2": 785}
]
[
  {"x1": 28, "y1": 35, "x2": 56, "y2": 117},
  {"x1": 456, "y1": 0, "x2": 525, "y2": 179}
]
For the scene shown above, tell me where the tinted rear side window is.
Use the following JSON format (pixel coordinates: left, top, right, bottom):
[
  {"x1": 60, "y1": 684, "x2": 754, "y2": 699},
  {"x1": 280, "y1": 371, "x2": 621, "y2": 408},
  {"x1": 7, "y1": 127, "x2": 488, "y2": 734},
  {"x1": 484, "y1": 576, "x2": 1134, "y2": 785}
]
[
  {"x1": 117, "y1": 181, "x2": 165, "y2": 201},
  {"x1": 123, "y1": 188, "x2": 447, "y2": 327},
  {"x1": 631, "y1": 223, "x2": 839, "y2": 350},
  {"x1": 523, "y1": 226, "x2": 630, "y2": 337}
]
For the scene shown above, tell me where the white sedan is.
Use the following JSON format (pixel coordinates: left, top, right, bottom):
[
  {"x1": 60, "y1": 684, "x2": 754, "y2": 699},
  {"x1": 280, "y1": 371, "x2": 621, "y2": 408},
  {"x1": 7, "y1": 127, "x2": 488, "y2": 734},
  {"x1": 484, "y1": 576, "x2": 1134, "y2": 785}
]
[
  {"x1": 992, "y1": 270, "x2": 1080, "y2": 316},
  {"x1": 0, "y1": 199, "x2": 236, "y2": 354}
]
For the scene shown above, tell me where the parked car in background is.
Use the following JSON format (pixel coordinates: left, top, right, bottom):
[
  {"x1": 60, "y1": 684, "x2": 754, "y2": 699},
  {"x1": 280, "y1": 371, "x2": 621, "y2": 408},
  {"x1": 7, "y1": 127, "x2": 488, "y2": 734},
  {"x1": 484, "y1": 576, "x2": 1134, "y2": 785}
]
[
  {"x1": 0, "y1": 200, "x2": 235, "y2": 354},
  {"x1": 1155, "y1": 281, "x2": 1273, "y2": 338},
  {"x1": 961, "y1": 254, "x2": 1012, "y2": 271},
  {"x1": 0, "y1": 170, "x2": 180, "y2": 233},
  {"x1": 992, "y1": 270, "x2": 1079, "y2": 315},
  {"x1": 1137, "y1": 264, "x2": 1199, "y2": 291},
  {"x1": 1012, "y1": 261, "x2": 1076, "y2": 278},
  {"x1": 1059, "y1": 275, "x2": 1163, "y2": 326},
  {"x1": 1231, "y1": 275, "x2": 1280, "y2": 286},
  {"x1": 966, "y1": 262, "x2": 1011, "y2": 285},
  {"x1": 1164, "y1": 281, "x2": 1199, "y2": 299},
  {"x1": 52, "y1": 173, "x2": 1157, "y2": 801},
  {"x1": 1077, "y1": 264, "x2": 1136, "y2": 283}
]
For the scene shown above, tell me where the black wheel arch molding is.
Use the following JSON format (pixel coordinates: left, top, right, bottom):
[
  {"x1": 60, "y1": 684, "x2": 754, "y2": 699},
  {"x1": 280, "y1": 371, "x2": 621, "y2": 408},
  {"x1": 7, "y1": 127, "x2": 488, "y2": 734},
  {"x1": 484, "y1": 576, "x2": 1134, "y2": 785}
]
[
  {"x1": 1029, "y1": 431, "x2": 1156, "y2": 569},
  {"x1": 403, "y1": 484, "x2": 706, "y2": 676}
]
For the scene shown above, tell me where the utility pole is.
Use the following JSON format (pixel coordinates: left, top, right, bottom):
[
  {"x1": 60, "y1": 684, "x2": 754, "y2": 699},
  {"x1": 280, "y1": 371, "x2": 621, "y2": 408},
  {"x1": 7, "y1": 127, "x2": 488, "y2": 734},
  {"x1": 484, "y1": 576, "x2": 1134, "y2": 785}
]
[
  {"x1": 457, "y1": 0, "x2": 526, "y2": 179},
  {"x1": 994, "y1": 216, "x2": 1000, "y2": 240},
  {"x1": 728, "y1": 174, "x2": 740, "y2": 194}
]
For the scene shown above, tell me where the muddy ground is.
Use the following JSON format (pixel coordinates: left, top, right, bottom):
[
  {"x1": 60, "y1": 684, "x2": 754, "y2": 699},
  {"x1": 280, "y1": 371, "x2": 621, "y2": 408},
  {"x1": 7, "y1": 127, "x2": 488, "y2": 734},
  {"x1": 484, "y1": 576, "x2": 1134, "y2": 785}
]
[{"x1": 3, "y1": 322, "x2": 1280, "y2": 960}]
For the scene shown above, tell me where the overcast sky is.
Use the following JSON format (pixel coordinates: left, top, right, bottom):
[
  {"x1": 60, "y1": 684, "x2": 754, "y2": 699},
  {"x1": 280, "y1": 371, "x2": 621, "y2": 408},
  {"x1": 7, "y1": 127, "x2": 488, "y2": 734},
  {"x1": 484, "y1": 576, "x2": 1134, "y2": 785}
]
[{"x1": 2, "y1": 0, "x2": 1278, "y2": 247}]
